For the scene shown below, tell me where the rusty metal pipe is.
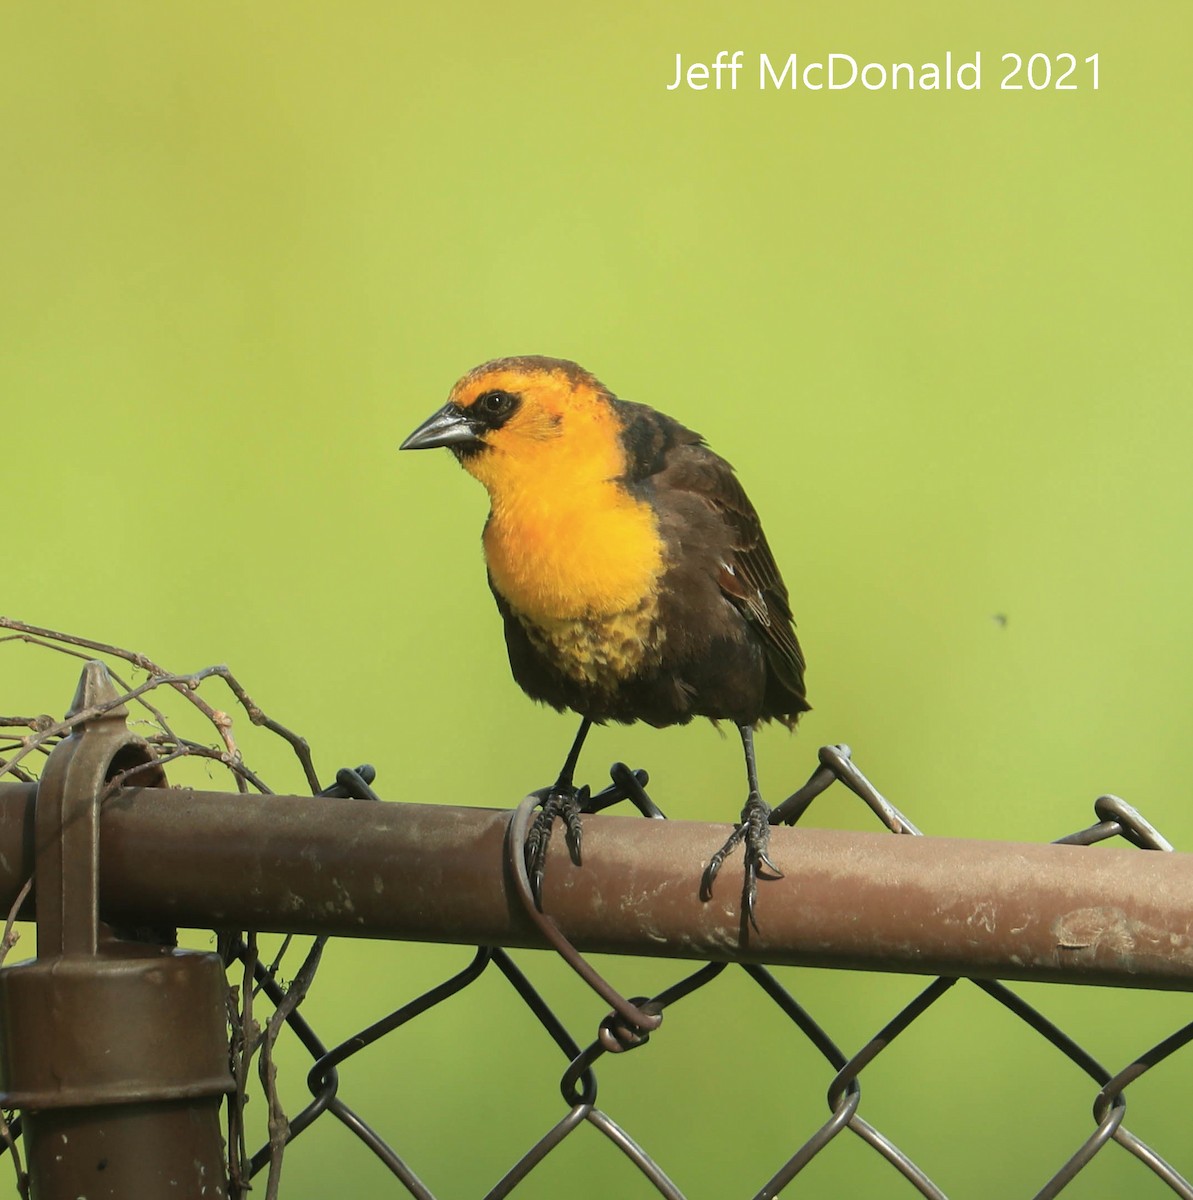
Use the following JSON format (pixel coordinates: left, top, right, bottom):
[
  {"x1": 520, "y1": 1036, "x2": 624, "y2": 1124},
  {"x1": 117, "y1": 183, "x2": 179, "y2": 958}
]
[{"x1": 1, "y1": 782, "x2": 1191, "y2": 990}]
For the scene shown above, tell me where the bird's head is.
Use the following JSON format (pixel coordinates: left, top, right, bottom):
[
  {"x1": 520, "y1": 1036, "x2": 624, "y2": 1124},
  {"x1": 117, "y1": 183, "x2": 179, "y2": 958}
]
[{"x1": 400, "y1": 357, "x2": 625, "y2": 492}]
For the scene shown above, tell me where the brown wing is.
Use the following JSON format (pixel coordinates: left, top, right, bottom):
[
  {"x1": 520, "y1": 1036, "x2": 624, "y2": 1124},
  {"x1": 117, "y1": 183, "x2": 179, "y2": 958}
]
[
  {"x1": 706, "y1": 465, "x2": 808, "y2": 706},
  {"x1": 612, "y1": 398, "x2": 809, "y2": 718}
]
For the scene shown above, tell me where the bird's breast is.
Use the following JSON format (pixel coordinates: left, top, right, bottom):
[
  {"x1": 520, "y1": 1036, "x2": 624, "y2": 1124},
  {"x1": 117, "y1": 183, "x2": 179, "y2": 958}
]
[
  {"x1": 516, "y1": 602, "x2": 665, "y2": 693},
  {"x1": 483, "y1": 479, "x2": 668, "y2": 693},
  {"x1": 483, "y1": 481, "x2": 665, "y2": 623}
]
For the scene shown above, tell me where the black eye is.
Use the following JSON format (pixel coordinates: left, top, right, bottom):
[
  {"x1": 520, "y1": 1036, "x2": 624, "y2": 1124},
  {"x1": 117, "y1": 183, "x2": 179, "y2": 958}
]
[{"x1": 475, "y1": 390, "x2": 518, "y2": 422}]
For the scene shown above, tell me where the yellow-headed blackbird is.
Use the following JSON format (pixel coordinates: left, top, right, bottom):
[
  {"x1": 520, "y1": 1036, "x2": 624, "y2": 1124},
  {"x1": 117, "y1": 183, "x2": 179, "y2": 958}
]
[{"x1": 401, "y1": 356, "x2": 809, "y2": 922}]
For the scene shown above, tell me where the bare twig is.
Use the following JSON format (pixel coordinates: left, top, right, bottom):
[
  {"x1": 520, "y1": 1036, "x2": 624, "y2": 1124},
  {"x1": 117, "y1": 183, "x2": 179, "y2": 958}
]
[
  {"x1": 0, "y1": 625, "x2": 245, "y2": 774},
  {"x1": 258, "y1": 937, "x2": 328, "y2": 1200},
  {"x1": 0, "y1": 618, "x2": 320, "y2": 792},
  {"x1": 0, "y1": 878, "x2": 32, "y2": 969},
  {"x1": 98, "y1": 744, "x2": 270, "y2": 799},
  {"x1": 142, "y1": 736, "x2": 274, "y2": 793},
  {"x1": 0, "y1": 666, "x2": 233, "y2": 782},
  {"x1": 0, "y1": 759, "x2": 37, "y2": 783},
  {"x1": 254, "y1": 935, "x2": 296, "y2": 999},
  {"x1": 227, "y1": 933, "x2": 260, "y2": 1200},
  {"x1": 0, "y1": 1117, "x2": 28, "y2": 1200}
]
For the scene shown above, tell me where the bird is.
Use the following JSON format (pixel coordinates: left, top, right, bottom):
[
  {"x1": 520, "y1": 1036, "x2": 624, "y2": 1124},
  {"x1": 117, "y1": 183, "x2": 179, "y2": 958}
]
[{"x1": 400, "y1": 356, "x2": 809, "y2": 925}]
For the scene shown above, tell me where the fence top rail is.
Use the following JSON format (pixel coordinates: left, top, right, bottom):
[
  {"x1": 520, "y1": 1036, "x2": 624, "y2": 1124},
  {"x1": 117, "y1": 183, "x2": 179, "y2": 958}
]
[{"x1": 0, "y1": 782, "x2": 1188, "y2": 990}]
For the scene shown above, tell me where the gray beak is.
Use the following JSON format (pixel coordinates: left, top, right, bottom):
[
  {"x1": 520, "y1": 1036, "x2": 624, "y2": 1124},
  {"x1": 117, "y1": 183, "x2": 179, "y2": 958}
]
[{"x1": 399, "y1": 403, "x2": 483, "y2": 452}]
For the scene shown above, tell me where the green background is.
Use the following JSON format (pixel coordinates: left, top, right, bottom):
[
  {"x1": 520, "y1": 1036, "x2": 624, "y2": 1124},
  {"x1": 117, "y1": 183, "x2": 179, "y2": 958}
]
[{"x1": 3, "y1": 1, "x2": 1192, "y2": 1196}]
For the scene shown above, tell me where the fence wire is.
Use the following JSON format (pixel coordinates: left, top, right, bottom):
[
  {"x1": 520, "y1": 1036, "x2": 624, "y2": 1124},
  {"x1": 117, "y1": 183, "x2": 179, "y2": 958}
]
[
  {"x1": 2, "y1": 629, "x2": 1191, "y2": 1199},
  {"x1": 217, "y1": 748, "x2": 1193, "y2": 1200}
]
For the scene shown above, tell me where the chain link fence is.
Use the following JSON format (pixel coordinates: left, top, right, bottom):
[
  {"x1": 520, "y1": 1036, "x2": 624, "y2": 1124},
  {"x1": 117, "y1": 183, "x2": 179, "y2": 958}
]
[
  {"x1": 221, "y1": 757, "x2": 1193, "y2": 1200},
  {"x1": 1, "y1": 622, "x2": 1191, "y2": 1199}
]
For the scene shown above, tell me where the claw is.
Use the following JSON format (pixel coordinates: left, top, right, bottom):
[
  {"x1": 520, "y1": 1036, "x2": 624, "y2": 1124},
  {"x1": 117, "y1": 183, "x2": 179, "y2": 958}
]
[
  {"x1": 699, "y1": 859, "x2": 718, "y2": 901},
  {"x1": 756, "y1": 849, "x2": 783, "y2": 879},
  {"x1": 562, "y1": 785, "x2": 588, "y2": 862},
  {"x1": 700, "y1": 826, "x2": 743, "y2": 900},
  {"x1": 701, "y1": 791, "x2": 779, "y2": 931},
  {"x1": 523, "y1": 756, "x2": 656, "y2": 908},
  {"x1": 525, "y1": 785, "x2": 586, "y2": 909}
]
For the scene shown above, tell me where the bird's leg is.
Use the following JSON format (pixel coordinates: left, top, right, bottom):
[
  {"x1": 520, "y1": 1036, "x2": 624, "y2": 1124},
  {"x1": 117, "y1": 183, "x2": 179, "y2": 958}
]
[
  {"x1": 700, "y1": 724, "x2": 783, "y2": 930},
  {"x1": 525, "y1": 717, "x2": 593, "y2": 905}
]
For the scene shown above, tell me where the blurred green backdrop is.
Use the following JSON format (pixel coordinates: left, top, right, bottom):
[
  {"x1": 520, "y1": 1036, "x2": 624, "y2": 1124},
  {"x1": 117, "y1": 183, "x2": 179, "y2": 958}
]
[{"x1": 3, "y1": 1, "x2": 1192, "y2": 1196}]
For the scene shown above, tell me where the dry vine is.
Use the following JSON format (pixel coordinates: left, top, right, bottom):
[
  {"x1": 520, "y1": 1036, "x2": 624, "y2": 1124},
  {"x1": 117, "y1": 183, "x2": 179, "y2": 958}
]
[{"x1": 0, "y1": 616, "x2": 331, "y2": 1199}]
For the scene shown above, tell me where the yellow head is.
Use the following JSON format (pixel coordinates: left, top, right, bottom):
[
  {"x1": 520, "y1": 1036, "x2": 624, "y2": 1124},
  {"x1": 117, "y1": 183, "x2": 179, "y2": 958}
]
[{"x1": 400, "y1": 356, "x2": 628, "y2": 494}]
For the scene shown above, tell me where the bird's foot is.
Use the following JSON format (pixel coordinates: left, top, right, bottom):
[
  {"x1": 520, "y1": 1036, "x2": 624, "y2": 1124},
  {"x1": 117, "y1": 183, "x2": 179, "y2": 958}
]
[
  {"x1": 525, "y1": 784, "x2": 590, "y2": 908},
  {"x1": 700, "y1": 791, "x2": 783, "y2": 931}
]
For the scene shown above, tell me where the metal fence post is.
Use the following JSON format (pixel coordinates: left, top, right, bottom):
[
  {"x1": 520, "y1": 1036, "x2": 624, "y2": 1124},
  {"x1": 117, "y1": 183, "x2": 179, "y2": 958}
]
[{"x1": 0, "y1": 662, "x2": 233, "y2": 1200}]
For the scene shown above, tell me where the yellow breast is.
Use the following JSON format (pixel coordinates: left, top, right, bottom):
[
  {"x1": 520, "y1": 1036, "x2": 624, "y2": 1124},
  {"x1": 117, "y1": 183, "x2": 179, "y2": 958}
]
[{"x1": 483, "y1": 478, "x2": 664, "y2": 621}]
